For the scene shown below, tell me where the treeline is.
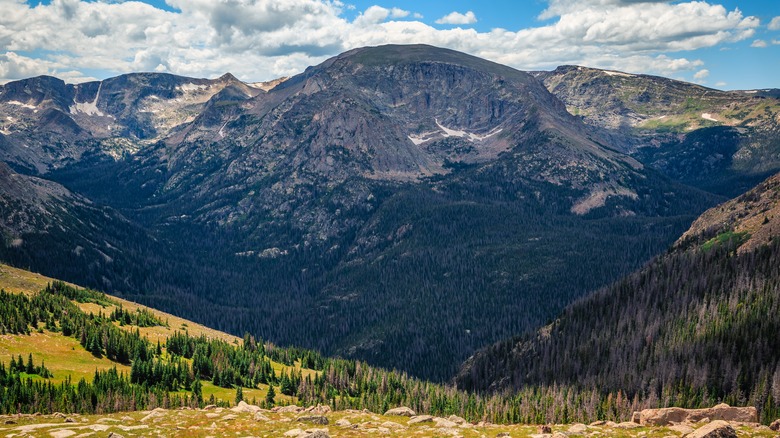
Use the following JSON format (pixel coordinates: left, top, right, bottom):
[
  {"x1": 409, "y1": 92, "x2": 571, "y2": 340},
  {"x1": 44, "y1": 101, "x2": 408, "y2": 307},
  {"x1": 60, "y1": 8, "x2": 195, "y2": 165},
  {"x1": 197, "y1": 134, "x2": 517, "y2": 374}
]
[{"x1": 456, "y1": 233, "x2": 780, "y2": 423}]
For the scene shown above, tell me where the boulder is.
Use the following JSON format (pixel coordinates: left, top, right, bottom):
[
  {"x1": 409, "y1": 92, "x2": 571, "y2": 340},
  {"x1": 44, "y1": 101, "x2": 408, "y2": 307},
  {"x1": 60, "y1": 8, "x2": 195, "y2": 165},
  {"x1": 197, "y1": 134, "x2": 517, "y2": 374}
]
[
  {"x1": 632, "y1": 411, "x2": 641, "y2": 423},
  {"x1": 306, "y1": 405, "x2": 332, "y2": 414},
  {"x1": 334, "y1": 419, "x2": 351, "y2": 427},
  {"x1": 254, "y1": 411, "x2": 270, "y2": 422},
  {"x1": 683, "y1": 420, "x2": 737, "y2": 438},
  {"x1": 408, "y1": 415, "x2": 434, "y2": 424},
  {"x1": 770, "y1": 418, "x2": 780, "y2": 431},
  {"x1": 231, "y1": 401, "x2": 261, "y2": 414},
  {"x1": 538, "y1": 424, "x2": 552, "y2": 433},
  {"x1": 301, "y1": 429, "x2": 330, "y2": 438},
  {"x1": 283, "y1": 428, "x2": 305, "y2": 437},
  {"x1": 297, "y1": 415, "x2": 329, "y2": 425},
  {"x1": 639, "y1": 404, "x2": 757, "y2": 426},
  {"x1": 614, "y1": 421, "x2": 641, "y2": 429},
  {"x1": 568, "y1": 423, "x2": 587, "y2": 434},
  {"x1": 589, "y1": 420, "x2": 606, "y2": 426},
  {"x1": 448, "y1": 415, "x2": 467, "y2": 424},
  {"x1": 434, "y1": 417, "x2": 458, "y2": 428},
  {"x1": 669, "y1": 424, "x2": 695, "y2": 435},
  {"x1": 275, "y1": 405, "x2": 306, "y2": 413},
  {"x1": 496, "y1": 433, "x2": 511, "y2": 437},
  {"x1": 380, "y1": 420, "x2": 405, "y2": 429},
  {"x1": 384, "y1": 407, "x2": 416, "y2": 417}
]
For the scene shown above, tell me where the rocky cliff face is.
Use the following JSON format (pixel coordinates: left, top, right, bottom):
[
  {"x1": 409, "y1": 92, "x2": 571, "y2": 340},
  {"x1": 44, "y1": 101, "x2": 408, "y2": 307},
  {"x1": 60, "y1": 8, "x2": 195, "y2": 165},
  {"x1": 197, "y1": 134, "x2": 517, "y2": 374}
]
[{"x1": 0, "y1": 72, "x2": 260, "y2": 173}]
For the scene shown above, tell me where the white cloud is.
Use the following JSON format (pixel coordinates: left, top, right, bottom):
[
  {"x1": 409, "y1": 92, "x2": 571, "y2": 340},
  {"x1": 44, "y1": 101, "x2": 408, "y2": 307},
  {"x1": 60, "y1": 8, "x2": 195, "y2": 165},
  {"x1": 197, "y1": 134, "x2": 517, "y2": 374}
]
[
  {"x1": 435, "y1": 11, "x2": 477, "y2": 25},
  {"x1": 389, "y1": 8, "x2": 409, "y2": 19},
  {"x1": 751, "y1": 39, "x2": 768, "y2": 48},
  {"x1": 715, "y1": 81, "x2": 727, "y2": 88},
  {"x1": 693, "y1": 69, "x2": 709, "y2": 82},
  {"x1": 769, "y1": 16, "x2": 780, "y2": 31},
  {"x1": 0, "y1": 0, "x2": 762, "y2": 85}
]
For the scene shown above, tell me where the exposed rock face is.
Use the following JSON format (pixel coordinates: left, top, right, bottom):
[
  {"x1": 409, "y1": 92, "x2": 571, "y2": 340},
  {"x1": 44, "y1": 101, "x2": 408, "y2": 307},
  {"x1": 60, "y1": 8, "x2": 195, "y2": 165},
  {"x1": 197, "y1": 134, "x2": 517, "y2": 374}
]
[
  {"x1": 684, "y1": 420, "x2": 737, "y2": 438},
  {"x1": 638, "y1": 404, "x2": 758, "y2": 426},
  {"x1": 384, "y1": 407, "x2": 416, "y2": 417}
]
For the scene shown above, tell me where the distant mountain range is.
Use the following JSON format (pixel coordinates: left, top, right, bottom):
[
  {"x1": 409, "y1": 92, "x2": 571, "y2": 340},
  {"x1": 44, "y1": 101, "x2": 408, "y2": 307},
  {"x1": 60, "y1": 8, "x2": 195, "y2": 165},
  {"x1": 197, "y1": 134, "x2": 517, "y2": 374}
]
[{"x1": 1, "y1": 44, "x2": 778, "y2": 381}]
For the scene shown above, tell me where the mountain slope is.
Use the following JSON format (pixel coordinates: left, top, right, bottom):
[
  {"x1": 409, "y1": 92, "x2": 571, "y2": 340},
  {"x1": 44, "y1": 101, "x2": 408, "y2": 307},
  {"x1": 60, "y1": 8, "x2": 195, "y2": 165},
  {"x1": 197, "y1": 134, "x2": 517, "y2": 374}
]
[
  {"x1": 456, "y1": 172, "x2": 780, "y2": 421},
  {"x1": 3, "y1": 45, "x2": 721, "y2": 381},
  {"x1": 535, "y1": 66, "x2": 780, "y2": 196}
]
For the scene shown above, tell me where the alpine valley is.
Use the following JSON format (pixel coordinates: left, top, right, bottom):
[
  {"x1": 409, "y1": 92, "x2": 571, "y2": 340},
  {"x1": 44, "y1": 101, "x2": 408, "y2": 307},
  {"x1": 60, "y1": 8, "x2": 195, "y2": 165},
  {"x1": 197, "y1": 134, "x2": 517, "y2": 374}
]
[{"x1": 1, "y1": 43, "x2": 780, "y2": 394}]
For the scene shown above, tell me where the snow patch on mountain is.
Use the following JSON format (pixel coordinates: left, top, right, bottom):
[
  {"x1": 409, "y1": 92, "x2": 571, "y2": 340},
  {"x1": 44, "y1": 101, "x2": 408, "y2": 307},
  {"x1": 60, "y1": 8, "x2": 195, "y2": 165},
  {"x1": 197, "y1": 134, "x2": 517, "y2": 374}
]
[{"x1": 408, "y1": 121, "x2": 502, "y2": 145}]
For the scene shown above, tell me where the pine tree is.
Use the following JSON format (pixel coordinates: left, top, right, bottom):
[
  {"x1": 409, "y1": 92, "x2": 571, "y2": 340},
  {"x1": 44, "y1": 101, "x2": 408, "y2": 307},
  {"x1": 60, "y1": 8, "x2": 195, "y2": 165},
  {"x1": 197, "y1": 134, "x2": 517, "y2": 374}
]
[
  {"x1": 265, "y1": 384, "x2": 276, "y2": 406},
  {"x1": 235, "y1": 386, "x2": 243, "y2": 405}
]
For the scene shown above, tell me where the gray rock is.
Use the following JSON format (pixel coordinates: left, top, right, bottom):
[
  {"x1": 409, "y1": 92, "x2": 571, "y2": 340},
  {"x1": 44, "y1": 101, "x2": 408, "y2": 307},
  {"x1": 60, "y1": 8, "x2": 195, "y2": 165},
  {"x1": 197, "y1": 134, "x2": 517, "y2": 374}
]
[
  {"x1": 448, "y1": 415, "x2": 467, "y2": 424},
  {"x1": 384, "y1": 407, "x2": 416, "y2": 417},
  {"x1": 683, "y1": 420, "x2": 737, "y2": 438},
  {"x1": 408, "y1": 415, "x2": 434, "y2": 424},
  {"x1": 639, "y1": 403, "x2": 757, "y2": 426},
  {"x1": 297, "y1": 415, "x2": 329, "y2": 425}
]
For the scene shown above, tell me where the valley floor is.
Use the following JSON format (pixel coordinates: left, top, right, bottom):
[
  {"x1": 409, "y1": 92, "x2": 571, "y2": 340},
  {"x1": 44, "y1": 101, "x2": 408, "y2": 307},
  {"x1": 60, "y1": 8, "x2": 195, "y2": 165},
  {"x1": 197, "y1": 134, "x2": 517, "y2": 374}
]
[{"x1": 0, "y1": 406, "x2": 775, "y2": 438}]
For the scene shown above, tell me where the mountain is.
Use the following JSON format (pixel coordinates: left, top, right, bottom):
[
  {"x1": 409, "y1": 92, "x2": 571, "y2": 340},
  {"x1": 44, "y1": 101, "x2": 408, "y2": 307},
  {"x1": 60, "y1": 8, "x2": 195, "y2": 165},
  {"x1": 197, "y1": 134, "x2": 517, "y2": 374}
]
[
  {"x1": 534, "y1": 65, "x2": 780, "y2": 196},
  {"x1": 456, "y1": 171, "x2": 780, "y2": 421},
  {"x1": 0, "y1": 72, "x2": 261, "y2": 174},
  {"x1": 1, "y1": 45, "x2": 722, "y2": 381}
]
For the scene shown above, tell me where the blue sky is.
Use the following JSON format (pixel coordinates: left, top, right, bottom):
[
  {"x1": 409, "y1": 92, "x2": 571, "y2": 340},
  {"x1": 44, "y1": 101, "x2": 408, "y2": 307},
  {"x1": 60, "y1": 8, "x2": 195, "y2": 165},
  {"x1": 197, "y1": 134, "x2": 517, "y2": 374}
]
[{"x1": 3, "y1": 0, "x2": 780, "y2": 90}]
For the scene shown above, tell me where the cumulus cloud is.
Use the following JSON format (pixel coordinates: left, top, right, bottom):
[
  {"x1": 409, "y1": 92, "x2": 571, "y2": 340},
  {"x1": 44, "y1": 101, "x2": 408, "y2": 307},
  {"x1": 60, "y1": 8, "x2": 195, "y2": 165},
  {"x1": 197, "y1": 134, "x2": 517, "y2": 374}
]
[
  {"x1": 0, "y1": 0, "x2": 763, "y2": 85},
  {"x1": 751, "y1": 39, "x2": 768, "y2": 48},
  {"x1": 693, "y1": 69, "x2": 709, "y2": 82},
  {"x1": 769, "y1": 17, "x2": 780, "y2": 31},
  {"x1": 435, "y1": 11, "x2": 477, "y2": 25}
]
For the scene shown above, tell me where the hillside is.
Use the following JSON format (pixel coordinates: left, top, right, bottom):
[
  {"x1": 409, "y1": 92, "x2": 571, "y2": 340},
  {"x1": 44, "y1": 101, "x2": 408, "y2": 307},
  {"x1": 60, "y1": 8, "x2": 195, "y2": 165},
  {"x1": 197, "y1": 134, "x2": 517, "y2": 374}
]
[
  {"x1": 456, "y1": 172, "x2": 780, "y2": 423},
  {"x1": 535, "y1": 65, "x2": 780, "y2": 196},
  {"x1": 0, "y1": 44, "x2": 722, "y2": 381}
]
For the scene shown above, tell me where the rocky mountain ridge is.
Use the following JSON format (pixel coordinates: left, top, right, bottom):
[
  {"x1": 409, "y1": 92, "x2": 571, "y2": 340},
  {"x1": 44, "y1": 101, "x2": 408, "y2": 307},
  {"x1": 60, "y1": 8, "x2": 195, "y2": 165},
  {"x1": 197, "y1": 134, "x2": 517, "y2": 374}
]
[{"x1": 535, "y1": 65, "x2": 780, "y2": 196}]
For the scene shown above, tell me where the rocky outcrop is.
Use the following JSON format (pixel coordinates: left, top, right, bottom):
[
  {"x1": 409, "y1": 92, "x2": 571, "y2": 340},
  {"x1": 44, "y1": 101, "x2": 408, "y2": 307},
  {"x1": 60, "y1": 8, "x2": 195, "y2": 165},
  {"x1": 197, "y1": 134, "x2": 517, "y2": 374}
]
[
  {"x1": 684, "y1": 420, "x2": 737, "y2": 438},
  {"x1": 638, "y1": 404, "x2": 757, "y2": 426},
  {"x1": 770, "y1": 418, "x2": 780, "y2": 431},
  {"x1": 231, "y1": 401, "x2": 261, "y2": 414},
  {"x1": 384, "y1": 407, "x2": 416, "y2": 417},
  {"x1": 407, "y1": 415, "x2": 433, "y2": 424}
]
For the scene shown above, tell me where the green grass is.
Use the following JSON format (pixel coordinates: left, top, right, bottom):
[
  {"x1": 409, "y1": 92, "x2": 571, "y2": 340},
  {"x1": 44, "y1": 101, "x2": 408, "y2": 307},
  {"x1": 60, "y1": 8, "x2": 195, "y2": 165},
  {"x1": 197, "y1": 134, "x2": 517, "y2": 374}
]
[
  {"x1": 0, "y1": 263, "x2": 319, "y2": 407},
  {"x1": 701, "y1": 231, "x2": 750, "y2": 251}
]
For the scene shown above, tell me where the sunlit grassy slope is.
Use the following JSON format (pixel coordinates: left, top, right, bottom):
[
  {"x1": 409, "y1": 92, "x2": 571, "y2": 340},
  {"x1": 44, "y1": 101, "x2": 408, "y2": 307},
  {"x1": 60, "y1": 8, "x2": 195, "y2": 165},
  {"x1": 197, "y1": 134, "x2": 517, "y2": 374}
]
[{"x1": 0, "y1": 263, "x2": 313, "y2": 405}]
